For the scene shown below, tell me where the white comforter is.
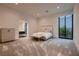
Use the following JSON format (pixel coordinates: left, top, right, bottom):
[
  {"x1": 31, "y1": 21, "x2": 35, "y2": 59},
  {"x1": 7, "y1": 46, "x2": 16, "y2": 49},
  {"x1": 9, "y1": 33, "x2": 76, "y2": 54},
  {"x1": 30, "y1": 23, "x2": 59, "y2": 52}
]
[{"x1": 31, "y1": 32, "x2": 53, "y2": 40}]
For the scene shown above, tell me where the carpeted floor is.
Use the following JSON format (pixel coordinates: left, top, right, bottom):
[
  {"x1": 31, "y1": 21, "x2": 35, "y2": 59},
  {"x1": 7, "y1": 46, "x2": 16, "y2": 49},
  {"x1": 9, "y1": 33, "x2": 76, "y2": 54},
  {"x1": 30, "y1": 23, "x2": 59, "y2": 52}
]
[{"x1": 0, "y1": 37, "x2": 79, "y2": 56}]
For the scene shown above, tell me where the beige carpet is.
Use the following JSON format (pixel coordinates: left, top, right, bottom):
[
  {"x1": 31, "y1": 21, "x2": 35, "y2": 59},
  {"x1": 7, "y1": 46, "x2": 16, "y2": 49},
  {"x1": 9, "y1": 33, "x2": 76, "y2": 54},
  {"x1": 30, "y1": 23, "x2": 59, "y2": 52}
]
[{"x1": 0, "y1": 37, "x2": 79, "y2": 56}]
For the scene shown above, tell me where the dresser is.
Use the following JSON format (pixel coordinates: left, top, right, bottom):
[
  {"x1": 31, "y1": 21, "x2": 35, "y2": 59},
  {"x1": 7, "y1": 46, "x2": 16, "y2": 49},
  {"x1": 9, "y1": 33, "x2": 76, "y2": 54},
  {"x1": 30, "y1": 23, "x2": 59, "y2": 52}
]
[{"x1": 0, "y1": 28, "x2": 15, "y2": 42}]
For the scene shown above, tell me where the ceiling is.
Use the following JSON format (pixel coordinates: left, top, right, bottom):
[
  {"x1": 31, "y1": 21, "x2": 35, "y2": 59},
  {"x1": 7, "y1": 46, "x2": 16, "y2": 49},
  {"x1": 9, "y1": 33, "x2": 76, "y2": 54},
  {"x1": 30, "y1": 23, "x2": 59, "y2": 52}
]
[{"x1": 0, "y1": 3, "x2": 74, "y2": 18}]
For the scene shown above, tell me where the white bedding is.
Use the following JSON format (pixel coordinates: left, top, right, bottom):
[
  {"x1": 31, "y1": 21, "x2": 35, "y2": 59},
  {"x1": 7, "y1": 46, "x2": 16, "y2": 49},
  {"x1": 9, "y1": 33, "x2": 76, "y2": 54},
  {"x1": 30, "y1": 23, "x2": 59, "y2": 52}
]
[{"x1": 31, "y1": 32, "x2": 53, "y2": 40}]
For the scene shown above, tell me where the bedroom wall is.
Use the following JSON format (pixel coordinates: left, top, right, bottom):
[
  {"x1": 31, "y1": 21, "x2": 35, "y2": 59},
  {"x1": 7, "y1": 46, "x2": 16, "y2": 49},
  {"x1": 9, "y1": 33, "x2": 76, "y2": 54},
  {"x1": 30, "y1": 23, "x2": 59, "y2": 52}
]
[
  {"x1": 19, "y1": 16, "x2": 38, "y2": 36},
  {"x1": 73, "y1": 4, "x2": 79, "y2": 51},
  {"x1": 27, "y1": 17, "x2": 38, "y2": 36},
  {"x1": 0, "y1": 6, "x2": 23, "y2": 39},
  {"x1": 19, "y1": 17, "x2": 25, "y2": 31},
  {"x1": 38, "y1": 10, "x2": 73, "y2": 38}
]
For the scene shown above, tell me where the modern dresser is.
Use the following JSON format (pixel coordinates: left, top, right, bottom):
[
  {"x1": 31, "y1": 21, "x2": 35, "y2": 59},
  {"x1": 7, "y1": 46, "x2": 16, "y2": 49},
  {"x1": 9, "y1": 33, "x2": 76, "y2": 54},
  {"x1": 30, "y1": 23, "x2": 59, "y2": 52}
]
[{"x1": 0, "y1": 28, "x2": 15, "y2": 42}]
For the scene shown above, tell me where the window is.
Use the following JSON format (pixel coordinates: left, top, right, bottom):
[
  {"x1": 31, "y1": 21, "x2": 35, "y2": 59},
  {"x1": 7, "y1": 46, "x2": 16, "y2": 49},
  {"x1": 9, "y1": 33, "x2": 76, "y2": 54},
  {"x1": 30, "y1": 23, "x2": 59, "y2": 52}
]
[{"x1": 58, "y1": 15, "x2": 73, "y2": 39}]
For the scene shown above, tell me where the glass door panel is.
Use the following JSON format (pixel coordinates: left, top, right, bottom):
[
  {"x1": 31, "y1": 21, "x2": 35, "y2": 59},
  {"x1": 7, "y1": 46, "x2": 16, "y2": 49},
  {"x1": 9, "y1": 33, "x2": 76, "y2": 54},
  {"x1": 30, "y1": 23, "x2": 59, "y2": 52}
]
[
  {"x1": 59, "y1": 16, "x2": 65, "y2": 38},
  {"x1": 66, "y1": 15, "x2": 73, "y2": 39}
]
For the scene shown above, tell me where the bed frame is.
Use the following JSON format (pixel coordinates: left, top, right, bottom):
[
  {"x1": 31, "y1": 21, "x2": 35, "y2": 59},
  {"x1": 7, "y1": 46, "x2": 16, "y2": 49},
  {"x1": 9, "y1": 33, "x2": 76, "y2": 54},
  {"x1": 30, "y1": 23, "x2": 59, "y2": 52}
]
[{"x1": 31, "y1": 25, "x2": 53, "y2": 41}]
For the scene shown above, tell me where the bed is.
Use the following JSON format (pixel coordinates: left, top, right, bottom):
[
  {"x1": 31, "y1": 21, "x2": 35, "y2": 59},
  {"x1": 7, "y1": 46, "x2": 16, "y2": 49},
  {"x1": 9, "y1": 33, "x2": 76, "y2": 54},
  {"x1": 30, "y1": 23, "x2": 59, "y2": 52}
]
[{"x1": 31, "y1": 25, "x2": 53, "y2": 41}]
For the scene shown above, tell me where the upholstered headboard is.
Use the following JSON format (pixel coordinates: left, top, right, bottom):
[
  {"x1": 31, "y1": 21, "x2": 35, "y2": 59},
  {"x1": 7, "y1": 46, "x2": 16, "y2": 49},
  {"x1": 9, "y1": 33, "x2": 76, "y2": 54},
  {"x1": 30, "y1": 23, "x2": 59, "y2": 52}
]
[{"x1": 40, "y1": 25, "x2": 53, "y2": 33}]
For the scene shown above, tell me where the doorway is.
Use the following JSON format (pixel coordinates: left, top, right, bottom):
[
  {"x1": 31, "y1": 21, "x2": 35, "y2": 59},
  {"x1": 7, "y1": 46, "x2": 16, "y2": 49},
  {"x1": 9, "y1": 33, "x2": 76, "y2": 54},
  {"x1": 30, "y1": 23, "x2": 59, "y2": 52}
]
[
  {"x1": 58, "y1": 15, "x2": 73, "y2": 39},
  {"x1": 19, "y1": 22, "x2": 27, "y2": 37}
]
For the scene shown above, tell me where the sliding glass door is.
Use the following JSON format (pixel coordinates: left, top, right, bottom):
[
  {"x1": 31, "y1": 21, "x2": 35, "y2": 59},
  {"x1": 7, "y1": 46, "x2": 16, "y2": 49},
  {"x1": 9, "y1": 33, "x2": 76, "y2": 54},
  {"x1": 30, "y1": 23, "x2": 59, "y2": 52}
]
[
  {"x1": 59, "y1": 16, "x2": 66, "y2": 38},
  {"x1": 59, "y1": 15, "x2": 73, "y2": 39}
]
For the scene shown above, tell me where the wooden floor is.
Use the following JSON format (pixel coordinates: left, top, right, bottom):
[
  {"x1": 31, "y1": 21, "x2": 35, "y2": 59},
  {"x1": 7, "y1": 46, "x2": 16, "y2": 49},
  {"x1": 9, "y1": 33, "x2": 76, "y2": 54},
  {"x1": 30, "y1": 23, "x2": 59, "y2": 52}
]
[{"x1": 0, "y1": 37, "x2": 79, "y2": 56}]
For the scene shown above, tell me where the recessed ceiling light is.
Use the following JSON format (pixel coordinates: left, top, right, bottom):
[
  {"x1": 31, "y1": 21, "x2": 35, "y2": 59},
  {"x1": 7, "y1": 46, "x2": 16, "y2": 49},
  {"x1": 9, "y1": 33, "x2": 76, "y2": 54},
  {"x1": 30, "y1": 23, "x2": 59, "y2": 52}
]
[{"x1": 57, "y1": 6, "x2": 60, "y2": 9}]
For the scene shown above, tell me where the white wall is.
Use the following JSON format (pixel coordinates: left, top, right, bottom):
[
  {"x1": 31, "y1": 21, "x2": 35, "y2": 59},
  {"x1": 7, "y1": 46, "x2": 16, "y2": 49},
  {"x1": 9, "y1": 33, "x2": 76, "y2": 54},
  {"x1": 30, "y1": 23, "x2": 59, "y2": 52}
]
[
  {"x1": 19, "y1": 16, "x2": 38, "y2": 36},
  {"x1": 38, "y1": 11, "x2": 73, "y2": 38},
  {"x1": 19, "y1": 20, "x2": 25, "y2": 31},
  {"x1": 0, "y1": 6, "x2": 21, "y2": 39},
  {"x1": 19, "y1": 17, "x2": 25, "y2": 31},
  {"x1": 74, "y1": 4, "x2": 79, "y2": 51},
  {"x1": 27, "y1": 17, "x2": 38, "y2": 35}
]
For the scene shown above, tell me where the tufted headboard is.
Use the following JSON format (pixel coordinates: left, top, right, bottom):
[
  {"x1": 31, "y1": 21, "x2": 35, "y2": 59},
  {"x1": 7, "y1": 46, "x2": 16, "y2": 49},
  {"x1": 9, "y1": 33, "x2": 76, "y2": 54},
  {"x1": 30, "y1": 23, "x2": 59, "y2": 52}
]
[{"x1": 39, "y1": 25, "x2": 53, "y2": 33}]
